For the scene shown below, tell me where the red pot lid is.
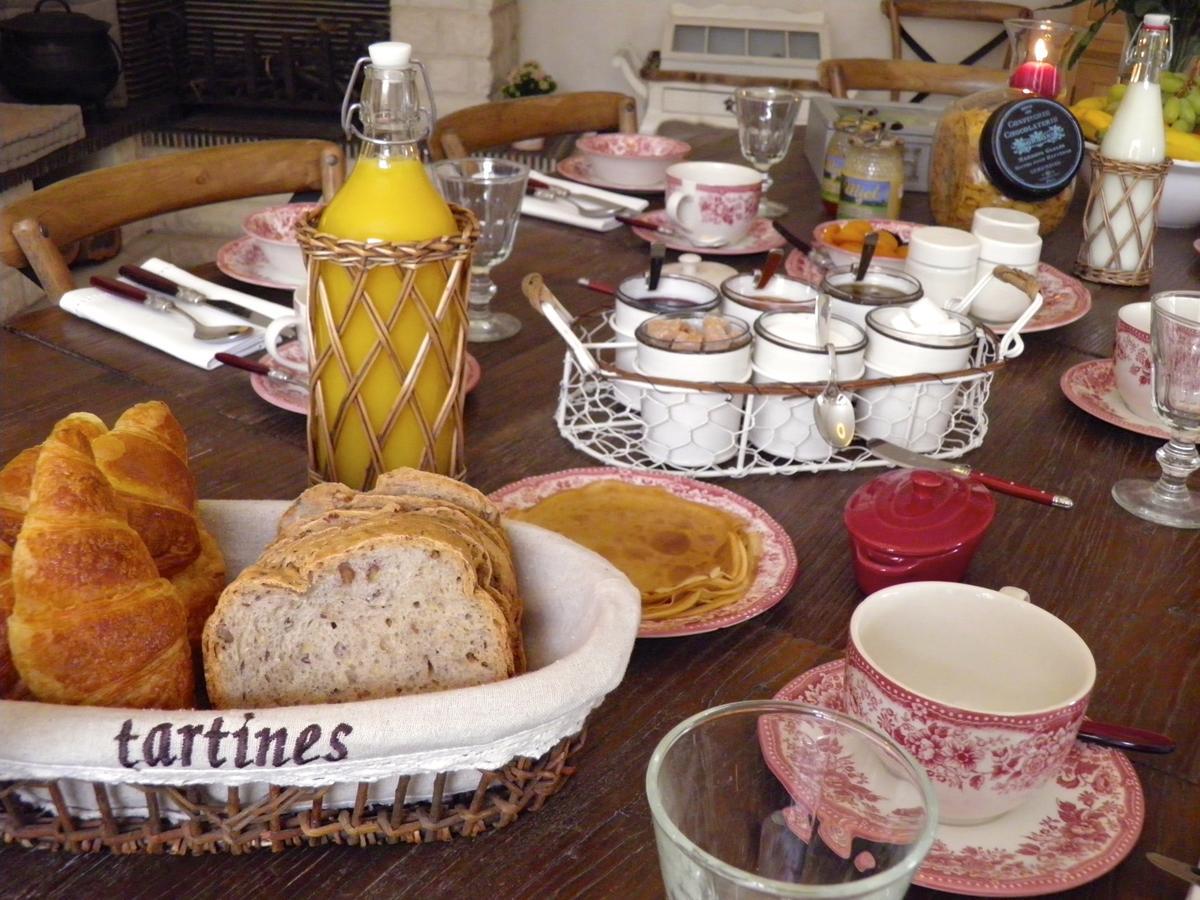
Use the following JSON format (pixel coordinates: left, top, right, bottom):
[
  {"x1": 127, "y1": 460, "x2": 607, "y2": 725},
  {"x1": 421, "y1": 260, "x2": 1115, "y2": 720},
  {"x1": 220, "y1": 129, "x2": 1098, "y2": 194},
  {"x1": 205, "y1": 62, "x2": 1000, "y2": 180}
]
[{"x1": 843, "y1": 469, "x2": 995, "y2": 556}]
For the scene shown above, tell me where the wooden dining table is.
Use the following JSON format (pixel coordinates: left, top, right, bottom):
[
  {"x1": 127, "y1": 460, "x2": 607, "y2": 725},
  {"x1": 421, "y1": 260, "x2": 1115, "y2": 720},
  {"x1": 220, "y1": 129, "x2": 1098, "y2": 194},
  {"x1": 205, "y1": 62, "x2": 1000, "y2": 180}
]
[{"x1": 1, "y1": 124, "x2": 1198, "y2": 899}]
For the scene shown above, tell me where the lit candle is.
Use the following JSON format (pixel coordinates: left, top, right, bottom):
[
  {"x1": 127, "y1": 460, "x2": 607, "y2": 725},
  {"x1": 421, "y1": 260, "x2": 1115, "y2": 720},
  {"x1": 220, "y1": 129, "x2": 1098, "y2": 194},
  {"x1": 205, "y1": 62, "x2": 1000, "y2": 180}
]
[{"x1": 1010, "y1": 38, "x2": 1062, "y2": 99}]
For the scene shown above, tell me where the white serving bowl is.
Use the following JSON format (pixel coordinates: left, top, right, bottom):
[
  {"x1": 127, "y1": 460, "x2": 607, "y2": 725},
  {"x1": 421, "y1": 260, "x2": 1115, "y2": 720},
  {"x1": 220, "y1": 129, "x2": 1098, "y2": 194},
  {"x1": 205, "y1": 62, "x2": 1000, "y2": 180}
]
[
  {"x1": 242, "y1": 202, "x2": 320, "y2": 281},
  {"x1": 575, "y1": 133, "x2": 690, "y2": 187},
  {"x1": 812, "y1": 218, "x2": 914, "y2": 273},
  {"x1": 1081, "y1": 143, "x2": 1200, "y2": 229}
]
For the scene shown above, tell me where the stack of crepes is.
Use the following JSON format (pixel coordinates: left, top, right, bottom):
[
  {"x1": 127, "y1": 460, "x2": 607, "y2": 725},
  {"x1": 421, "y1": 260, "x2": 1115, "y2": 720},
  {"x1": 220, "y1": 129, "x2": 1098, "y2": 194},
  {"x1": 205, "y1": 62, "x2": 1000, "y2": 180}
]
[
  {"x1": 506, "y1": 481, "x2": 758, "y2": 622},
  {"x1": 0, "y1": 402, "x2": 225, "y2": 708}
]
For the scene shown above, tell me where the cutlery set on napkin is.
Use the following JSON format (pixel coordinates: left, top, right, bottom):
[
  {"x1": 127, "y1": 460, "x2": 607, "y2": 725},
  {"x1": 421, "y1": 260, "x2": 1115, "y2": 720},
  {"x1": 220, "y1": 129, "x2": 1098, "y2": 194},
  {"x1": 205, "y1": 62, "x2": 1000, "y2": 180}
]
[
  {"x1": 59, "y1": 258, "x2": 294, "y2": 369},
  {"x1": 520, "y1": 171, "x2": 648, "y2": 232}
]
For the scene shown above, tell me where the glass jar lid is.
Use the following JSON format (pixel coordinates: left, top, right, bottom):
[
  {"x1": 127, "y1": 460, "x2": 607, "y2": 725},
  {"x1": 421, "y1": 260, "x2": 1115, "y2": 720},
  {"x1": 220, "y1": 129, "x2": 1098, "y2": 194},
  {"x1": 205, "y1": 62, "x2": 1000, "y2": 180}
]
[{"x1": 844, "y1": 469, "x2": 996, "y2": 556}]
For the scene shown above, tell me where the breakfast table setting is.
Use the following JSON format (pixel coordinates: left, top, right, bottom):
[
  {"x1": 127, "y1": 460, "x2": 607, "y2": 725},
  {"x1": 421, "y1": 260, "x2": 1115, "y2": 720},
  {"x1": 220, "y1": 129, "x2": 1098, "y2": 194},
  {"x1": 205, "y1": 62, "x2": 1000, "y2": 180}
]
[{"x1": 3, "y1": 30, "x2": 1200, "y2": 898}]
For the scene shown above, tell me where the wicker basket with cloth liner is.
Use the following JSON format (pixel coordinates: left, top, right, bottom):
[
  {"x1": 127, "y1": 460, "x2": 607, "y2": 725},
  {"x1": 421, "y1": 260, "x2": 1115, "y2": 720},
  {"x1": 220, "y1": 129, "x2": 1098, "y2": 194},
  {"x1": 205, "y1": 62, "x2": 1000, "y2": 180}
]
[{"x1": 0, "y1": 500, "x2": 641, "y2": 853}]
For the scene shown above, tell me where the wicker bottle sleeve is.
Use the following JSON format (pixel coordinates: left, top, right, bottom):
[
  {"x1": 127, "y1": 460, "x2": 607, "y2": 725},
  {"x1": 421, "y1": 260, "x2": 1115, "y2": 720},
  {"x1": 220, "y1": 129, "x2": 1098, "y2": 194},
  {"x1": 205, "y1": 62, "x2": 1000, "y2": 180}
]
[
  {"x1": 1075, "y1": 150, "x2": 1172, "y2": 286},
  {"x1": 295, "y1": 206, "x2": 479, "y2": 488}
]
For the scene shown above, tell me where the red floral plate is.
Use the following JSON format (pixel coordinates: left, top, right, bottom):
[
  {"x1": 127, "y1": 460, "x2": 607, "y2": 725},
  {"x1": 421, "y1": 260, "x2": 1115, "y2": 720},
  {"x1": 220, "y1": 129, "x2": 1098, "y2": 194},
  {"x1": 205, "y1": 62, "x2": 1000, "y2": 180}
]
[
  {"x1": 629, "y1": 210, "x2": 788, "y2": 256},
  {"x1": 767, "y1": 660, "x2": 1144, "y2": 897},
  {"x1": 785, "y1": 251, "x2": 1092, "y2": 334},
  {"x1": 250, "y1": 341, "x2": 481, "y2": 415},
  {"x1": 489, "y1": 467, "x2": 797, "y2": 638},
  {"x1": 1060, "y1": 359, "x2": 1169, "y2": 440}
]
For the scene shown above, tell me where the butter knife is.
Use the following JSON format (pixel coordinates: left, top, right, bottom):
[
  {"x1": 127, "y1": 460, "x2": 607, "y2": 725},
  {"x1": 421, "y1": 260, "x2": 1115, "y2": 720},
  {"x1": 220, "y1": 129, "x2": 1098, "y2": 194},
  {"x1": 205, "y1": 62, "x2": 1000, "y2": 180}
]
[
  {"x1": 1147, "y1": 853, "x2": 1200, "y2": 887},
  {"x1": 118, "y1": 265, "x2": 273, "y2": 327},
  {"x1": 215, "y1": 352, "x2": 307, "y2": 388},
  {"x1": 865, "y1": 438, "x2": 1074, "y2": 509}
]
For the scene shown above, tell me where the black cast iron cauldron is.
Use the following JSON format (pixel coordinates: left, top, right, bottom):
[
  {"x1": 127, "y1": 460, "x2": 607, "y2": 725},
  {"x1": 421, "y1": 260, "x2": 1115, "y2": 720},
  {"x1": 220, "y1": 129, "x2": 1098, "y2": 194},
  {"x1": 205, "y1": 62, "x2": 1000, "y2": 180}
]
[{"x1": 0, "y1": 0, "x2": 121, "y2": 106}]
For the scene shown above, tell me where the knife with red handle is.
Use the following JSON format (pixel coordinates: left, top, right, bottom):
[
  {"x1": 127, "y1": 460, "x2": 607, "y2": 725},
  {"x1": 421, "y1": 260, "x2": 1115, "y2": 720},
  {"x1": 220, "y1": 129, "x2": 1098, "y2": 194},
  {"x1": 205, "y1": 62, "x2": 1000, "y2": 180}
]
[
  {"x1": 215, "y1": 352, "x2": 307, "y2": 387},
  {"x1": 118, "y1": 264, "x2": 272, "y2": 327}
]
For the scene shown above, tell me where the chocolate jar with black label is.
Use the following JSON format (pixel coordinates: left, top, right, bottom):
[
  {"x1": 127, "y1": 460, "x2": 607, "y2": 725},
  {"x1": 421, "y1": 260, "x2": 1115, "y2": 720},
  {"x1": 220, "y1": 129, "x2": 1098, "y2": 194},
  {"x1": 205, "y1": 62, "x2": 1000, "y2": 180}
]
[{"x1": 929, "y1": 18, "x2": 1085, "y2": 236}]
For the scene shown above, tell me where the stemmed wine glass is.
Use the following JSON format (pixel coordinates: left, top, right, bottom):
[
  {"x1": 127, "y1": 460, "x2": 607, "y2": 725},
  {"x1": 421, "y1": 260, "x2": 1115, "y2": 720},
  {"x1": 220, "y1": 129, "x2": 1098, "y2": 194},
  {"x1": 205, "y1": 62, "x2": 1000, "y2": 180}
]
[
  {"x1": 1112, "y1": 291, "x2": 1200, "y2": 528},
  {"x1": 431, "y1": 157, "x2": 530, "y2": 343},
  {"x1": 733, "y1": 86, "x2": 801, "y2": 219}
]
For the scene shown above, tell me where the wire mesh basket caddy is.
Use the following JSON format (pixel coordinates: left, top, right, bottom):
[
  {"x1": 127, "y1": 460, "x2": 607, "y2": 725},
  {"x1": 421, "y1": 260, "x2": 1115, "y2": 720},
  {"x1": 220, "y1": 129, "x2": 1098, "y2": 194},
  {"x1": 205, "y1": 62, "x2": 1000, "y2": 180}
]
[{"x1": 550, "y1": 307, "x2": 1029, "y2": 479}]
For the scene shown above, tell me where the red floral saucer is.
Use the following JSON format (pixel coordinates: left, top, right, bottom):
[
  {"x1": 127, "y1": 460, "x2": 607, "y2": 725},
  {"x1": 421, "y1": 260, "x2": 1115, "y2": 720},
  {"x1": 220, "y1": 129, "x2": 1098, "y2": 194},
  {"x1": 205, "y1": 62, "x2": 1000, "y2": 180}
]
[
  {"x1": 490, "y1": 467, "x2": 797, "y2": 638},
  {"x1": 250, "y1": 341, "x2": 481, "y2": 415},
  {"x1": 769, "y1": 660, "x2": 1144, "y2": 897},
  {"x1": 629, "y1": 210, "x2": 788, "y2": 256},
  {"x1": 1060, "y1": 359, "x2": 1170, "y2": 440}
]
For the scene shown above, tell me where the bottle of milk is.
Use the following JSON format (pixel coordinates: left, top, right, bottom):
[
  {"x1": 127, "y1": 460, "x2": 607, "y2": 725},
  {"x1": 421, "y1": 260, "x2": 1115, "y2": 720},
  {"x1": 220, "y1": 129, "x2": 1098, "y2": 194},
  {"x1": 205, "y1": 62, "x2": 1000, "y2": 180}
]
[{"x1": 1085, "y1": 14, "x2": 1170, "y2": 272}]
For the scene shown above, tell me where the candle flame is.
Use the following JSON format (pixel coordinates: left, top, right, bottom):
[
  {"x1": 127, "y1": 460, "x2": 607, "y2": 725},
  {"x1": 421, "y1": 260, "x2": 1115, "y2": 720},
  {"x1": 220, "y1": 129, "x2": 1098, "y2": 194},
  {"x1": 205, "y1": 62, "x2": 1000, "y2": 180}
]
[{"x1": 1033, "y1": 37, "x2": 1049, "y2": 62}]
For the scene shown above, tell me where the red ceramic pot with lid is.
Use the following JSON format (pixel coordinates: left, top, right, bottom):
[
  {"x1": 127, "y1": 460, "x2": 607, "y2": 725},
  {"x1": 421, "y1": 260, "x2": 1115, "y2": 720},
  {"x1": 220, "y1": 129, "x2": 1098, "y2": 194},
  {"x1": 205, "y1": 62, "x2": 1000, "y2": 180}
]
[{"x1": 843, "y1": 468, "x2": 995, "y2": 594}]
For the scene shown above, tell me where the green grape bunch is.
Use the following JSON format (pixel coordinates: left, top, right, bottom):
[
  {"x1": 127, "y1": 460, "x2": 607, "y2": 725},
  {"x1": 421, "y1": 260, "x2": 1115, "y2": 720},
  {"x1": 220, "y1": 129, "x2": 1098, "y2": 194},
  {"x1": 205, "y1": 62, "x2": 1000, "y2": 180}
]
[{"x1": 1104, "y1": 71, "x2": 1200, "y2": 133}]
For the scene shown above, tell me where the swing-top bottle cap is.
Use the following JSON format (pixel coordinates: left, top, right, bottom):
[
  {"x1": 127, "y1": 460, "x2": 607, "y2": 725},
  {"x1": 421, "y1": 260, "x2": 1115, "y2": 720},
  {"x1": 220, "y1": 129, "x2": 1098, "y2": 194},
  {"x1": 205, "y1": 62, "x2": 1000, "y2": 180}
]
[
  {"x1": 369, "y1": 42, "x2": 412, "y2": 67},
  {"x1": 1143, "y1": 14, "x2": 1170, "y2": 29}
]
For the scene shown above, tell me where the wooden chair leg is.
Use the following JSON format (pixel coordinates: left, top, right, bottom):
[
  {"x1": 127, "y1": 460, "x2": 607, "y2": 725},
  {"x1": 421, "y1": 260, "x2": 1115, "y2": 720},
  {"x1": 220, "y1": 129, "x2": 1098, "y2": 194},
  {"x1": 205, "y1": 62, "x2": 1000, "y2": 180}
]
[
  {"x1": 12, "y1": 218, "x2": 75, "y2": 303},
  {"x1": 320, "y1": 147, "x2": 346, "y2": 201}
]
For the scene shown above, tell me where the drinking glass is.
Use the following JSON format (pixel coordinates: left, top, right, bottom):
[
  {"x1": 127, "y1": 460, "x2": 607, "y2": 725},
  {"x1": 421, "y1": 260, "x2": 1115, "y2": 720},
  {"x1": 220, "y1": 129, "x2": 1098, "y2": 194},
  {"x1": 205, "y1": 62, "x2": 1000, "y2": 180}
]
[
  {"x1": 431, "y1": 157, "x2": 530, "y2": 342},
  {"x1": 647, "y1": 701, "x2": 938, "y2": 899},
  {"x1": 734, "y1": 87, "x2": 801, "y2": 219},
  {"x1": 1112, "y1": 291, "x2": 1200, "y2": 528}
]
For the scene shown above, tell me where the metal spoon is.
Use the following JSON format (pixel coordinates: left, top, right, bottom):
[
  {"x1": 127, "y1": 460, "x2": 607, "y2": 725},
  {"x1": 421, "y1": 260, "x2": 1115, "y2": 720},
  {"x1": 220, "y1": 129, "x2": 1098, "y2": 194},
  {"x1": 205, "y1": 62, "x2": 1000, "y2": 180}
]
[{"x1": 813, "y1": 342, "x2": 855, "y2": 449}]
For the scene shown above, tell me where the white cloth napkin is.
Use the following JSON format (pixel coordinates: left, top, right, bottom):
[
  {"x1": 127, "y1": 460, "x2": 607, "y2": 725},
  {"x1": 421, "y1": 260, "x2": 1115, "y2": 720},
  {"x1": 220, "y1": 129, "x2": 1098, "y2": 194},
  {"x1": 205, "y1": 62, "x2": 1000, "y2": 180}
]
[
  {"x1": 58, "y1": 258, "x2": 295, "y2": 370},
  {"x1": 0, "y1": 501, "x2": 640, "y2": 816},
  {"x1": 521, "y1": 171, "x2": 648, "y2": 232}
]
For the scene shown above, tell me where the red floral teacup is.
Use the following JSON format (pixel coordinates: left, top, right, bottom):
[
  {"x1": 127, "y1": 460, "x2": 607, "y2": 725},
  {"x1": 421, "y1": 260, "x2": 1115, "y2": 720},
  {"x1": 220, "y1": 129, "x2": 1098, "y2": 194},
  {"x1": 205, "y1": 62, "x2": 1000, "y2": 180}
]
[
  {"x1": 845, "y1": 582, "x2": 1095, "y2": 825},
  {"x1": 664, "y1": 162, "x2": 762, "y2": 246},
  {"x1": 1114, "y1": 301, "x2": 1155, "y2": 422}
]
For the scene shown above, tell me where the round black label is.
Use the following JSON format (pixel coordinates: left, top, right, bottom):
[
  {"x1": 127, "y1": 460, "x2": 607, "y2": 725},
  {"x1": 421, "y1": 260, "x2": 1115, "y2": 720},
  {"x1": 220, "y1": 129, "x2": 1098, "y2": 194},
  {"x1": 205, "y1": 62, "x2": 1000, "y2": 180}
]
[{"x1": 978, "y1": 97, "x2": 1083, "y2": 202}]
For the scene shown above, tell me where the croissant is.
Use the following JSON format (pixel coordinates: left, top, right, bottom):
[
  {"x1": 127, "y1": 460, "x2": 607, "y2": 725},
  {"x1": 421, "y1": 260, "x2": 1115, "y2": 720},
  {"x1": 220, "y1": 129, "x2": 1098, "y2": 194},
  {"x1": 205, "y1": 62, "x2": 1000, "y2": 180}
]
[
  {"x1": 90, "y1": 401, "x2": 200, "y2": 577},
  {"x1": 0, "y1": 446, "x2": 39, "y2": 546},
  {"x1": 0, "y1": 540, "x2": 20, "y2": 698},
  {"x1": 8, "y1": 415, "x2": 194, "y2": 708},
  {"x1": 170, "y1": 515, "x2": 226, "y2": 644}
]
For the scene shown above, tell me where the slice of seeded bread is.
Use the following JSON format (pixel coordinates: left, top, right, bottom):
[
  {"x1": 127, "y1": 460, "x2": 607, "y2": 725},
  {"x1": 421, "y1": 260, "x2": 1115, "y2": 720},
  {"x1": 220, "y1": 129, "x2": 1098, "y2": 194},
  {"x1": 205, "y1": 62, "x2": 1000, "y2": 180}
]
[
  {"x1": 202, "y1": 523, "x2": 513, "y2": 707},
  {"x1": 372, "y1": 468, "x2": 501, "y2": 526}
]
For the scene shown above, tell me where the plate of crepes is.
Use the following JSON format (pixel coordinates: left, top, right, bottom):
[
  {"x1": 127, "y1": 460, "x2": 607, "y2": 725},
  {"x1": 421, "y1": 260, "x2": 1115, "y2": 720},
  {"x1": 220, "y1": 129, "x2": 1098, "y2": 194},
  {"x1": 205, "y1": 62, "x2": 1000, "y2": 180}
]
[{"x1": 492, "y1": 467, "x2": 798, "y2": 638}]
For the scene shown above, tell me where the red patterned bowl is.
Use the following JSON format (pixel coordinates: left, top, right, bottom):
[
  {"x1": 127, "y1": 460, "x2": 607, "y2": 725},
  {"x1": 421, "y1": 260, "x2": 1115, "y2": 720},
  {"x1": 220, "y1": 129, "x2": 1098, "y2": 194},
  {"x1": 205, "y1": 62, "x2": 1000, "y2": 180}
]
[
  {"x1": 575, "y1": 133, "x2": 690, "y2": 187},
  {"x1": 242, "y1": 203, "x2": 320, "y2": 282}
]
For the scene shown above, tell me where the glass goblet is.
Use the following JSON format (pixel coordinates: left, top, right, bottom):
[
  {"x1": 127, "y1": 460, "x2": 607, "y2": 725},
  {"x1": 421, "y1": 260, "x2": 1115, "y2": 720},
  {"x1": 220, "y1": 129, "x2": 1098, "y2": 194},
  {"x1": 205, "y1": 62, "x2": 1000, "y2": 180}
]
[
  {"x1": 1112, "y1": 291, "x2": 1200, "y2": 528},
  {"x1": 431, "y1": 157, "x2": 530, "y2": 343},
  {"x1": 733, "y1": 86, "x2": 801, "y2": 219}
]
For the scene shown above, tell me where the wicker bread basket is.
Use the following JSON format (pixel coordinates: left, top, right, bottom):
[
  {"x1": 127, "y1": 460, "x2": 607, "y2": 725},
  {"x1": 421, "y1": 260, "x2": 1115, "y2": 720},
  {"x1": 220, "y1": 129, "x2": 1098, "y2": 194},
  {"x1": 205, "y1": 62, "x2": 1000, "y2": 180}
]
[{"x1": 0, "y1": 501, "x2": 641, "y2": 854}]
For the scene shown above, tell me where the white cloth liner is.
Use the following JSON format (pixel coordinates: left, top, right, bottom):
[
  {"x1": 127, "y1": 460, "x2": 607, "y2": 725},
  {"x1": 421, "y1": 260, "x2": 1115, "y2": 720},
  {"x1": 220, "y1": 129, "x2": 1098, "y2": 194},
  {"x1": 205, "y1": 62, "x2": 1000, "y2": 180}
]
[
  {"x1": 520, "y1": 170, "x2": 648, "y2": 232},
  {"x1": 58, "y1": 258, "x2": 295, "y2": 369},
  {"x1": 0, "y1": 500, "x2": 640, "y2": 817}
]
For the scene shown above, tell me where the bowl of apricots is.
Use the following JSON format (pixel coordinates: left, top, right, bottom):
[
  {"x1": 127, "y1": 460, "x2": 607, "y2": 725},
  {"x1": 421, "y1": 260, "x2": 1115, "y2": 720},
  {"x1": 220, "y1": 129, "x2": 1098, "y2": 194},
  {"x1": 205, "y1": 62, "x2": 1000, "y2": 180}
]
[{"x1": 813, "y1": 219, "x2": 916, "y2": 273}]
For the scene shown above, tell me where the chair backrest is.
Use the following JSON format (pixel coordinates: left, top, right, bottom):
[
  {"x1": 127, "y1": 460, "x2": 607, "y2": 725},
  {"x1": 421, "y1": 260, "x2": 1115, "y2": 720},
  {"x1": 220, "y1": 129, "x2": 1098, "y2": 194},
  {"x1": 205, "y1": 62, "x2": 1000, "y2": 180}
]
[
  {"x1": 883, "y1": 0, "x2": 1033, "y2": 65},
  {"x1": 0, "y1": 139, "x2": 345, "y2": 302},
  {"x1": 818, "y1": 58, "x2": 1009, "y2": 100},
  {"x1": 429, "y1": 91, "x2": 638, "y2": 161}
]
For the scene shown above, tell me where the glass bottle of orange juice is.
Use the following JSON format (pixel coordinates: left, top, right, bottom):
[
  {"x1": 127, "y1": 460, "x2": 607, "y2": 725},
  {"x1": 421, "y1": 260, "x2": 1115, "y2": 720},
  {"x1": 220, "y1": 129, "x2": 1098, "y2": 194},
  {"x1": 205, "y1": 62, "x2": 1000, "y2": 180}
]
[{"x1": 313, "y1": 41, "x2": 461, "y2": 488}]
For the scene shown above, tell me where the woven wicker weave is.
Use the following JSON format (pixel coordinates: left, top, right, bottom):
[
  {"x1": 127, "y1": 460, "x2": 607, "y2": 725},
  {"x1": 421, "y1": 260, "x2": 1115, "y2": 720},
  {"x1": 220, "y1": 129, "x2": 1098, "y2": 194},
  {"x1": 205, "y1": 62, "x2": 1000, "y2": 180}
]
[
  {"x1": 1075, "y1": 151, "x2": 1172, "y2": 287},
  {"x1": 296, "y1": 206, "x2": 479, "y2": 489},
  {"x1": 0, "y1": 731, "x2": 583, "y2": 854}
]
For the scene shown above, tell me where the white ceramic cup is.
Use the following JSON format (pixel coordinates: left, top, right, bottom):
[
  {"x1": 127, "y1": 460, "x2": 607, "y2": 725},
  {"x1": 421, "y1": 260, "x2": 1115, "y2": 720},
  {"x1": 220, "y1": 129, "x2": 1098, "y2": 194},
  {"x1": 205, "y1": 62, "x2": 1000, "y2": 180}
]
[
  {"x1": 748, "y1": 312, "x2": 867, "y2": 461},
  {"x1": 719, "y1": 272, "x2": 818, "y2": 328},
  {"x1": 856, "y1": 305, "x2": 977, "y2": 452},
  {"x1": 264, "y1": 287, "x2": 310, "y2": 374},
  {"x1": 1113, "y1": 301, "x2": 1155, "y2": 421},
  {"x1": 664, "y1": 161, "x2": 763, "y2": 246},
  {"x1": 970, "y1": 230, "x2": 1043, "y2": 324},
  {"x1": 971, "y1": 207, "x2": 1041, "y2": 242},
  {"x1": 846, "y1": 581, "x2": 1095, "y2": 825},
  {"x1": 635, "y1": 313, "x2": 752, "y2": 468}
]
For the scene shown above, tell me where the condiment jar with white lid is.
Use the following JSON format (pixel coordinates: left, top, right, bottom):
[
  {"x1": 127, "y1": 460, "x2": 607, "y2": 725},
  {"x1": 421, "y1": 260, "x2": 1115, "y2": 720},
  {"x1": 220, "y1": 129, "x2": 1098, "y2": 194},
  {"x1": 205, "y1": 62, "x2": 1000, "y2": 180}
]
[
  {"x1": 720, "y1": 272, "x2": 817, "y2": 327},
  {"x1": 820, "y1": 265, "x2": 923, "y2": 329},
  {"x1": 971, "y1": 207, "x2": 1040, "y2": 242},
  {"x1": 634, "y1": 312, "x2": 752, "y2": 468},
  {"x1": 902, "y1": 226, "x2": 980, "y2": 308},
  {"x1": 857, "y1": 300, "x2": 977, "y2": 453},
  {"x1": 970, "y1": 229, "x2": 1042, "y2": 324},
  {"x1": 660, "y1": 253, "x2": 739, "y2": 290}
]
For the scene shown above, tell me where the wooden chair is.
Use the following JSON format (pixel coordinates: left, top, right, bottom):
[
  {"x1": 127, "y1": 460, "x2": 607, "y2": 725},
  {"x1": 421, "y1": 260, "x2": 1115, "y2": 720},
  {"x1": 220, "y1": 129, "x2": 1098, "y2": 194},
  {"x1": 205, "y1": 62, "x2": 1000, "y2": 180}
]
[
  {"x1": 818, "y1": 58, "x2": 1009, "y2": 101},
  {"x1": 0, "y1": 139, "x2": 344, "y2": 303},
  {"x1": 883, "y1": 0, "x2": 1033, "y2": 67},
  {"x1": 429, "y1": 91, "x2": 638, "y2": 161}
]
